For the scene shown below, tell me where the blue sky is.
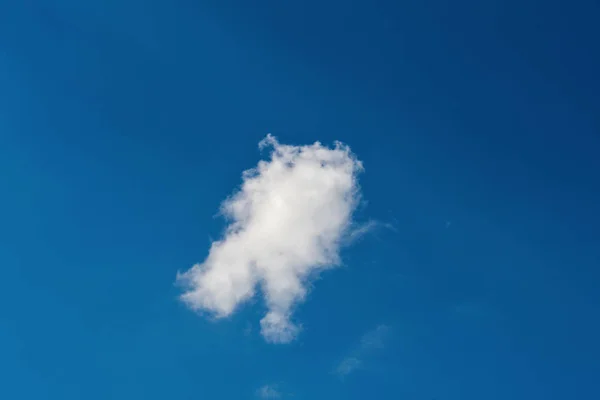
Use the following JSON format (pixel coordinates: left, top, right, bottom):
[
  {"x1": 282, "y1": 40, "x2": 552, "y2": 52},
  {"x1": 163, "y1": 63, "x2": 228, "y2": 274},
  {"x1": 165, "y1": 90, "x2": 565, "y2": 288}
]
[{"x1": 1, "y1": 1, "x2": 599, "y2": 399}]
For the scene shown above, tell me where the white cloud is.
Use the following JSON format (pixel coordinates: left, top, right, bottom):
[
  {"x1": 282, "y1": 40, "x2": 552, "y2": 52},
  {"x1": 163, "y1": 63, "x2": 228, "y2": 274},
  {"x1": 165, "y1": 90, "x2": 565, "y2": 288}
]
[
  {"x1": 177, "y1": 134, "x2": 364, "y2": 343},
  {"x1": 257, "y1": 384, "x2": 282, "y2": 399},
  {"x1": 335, "y1": 324, "x2": 390, "y2": 378}
]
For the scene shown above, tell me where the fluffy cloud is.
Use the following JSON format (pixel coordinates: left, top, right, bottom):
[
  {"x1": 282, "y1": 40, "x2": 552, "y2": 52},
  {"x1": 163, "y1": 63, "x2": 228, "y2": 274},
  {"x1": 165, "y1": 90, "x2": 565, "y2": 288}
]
[{"x1": 177, "y1": 134, "x2": 364, "y2": 343}]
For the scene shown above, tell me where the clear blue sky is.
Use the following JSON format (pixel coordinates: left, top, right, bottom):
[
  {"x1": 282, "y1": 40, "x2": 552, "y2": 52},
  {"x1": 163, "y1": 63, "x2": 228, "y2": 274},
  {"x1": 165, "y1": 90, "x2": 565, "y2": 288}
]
[{"x1": 1, "y1": 1, "x2": 599, "y2": 399}]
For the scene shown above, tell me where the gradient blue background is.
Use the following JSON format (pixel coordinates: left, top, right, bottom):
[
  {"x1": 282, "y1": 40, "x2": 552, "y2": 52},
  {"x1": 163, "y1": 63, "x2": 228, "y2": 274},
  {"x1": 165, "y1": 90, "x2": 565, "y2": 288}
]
[{"x1": 1, "y1": 1, "x2": 599, "y2": 399}]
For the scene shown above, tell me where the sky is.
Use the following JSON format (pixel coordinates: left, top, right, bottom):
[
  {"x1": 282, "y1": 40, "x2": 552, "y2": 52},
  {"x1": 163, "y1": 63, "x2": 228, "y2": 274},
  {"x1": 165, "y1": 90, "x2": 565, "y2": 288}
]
[{"x1": 1, "y1": 1, "x2": 599, "y2": 399}]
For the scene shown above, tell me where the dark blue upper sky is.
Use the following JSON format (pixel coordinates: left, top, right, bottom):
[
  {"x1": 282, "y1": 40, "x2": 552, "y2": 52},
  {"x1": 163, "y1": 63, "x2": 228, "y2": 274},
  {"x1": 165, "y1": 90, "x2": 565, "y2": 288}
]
[{"x1": 1, "y1": 1, "x2": 599, "y2": 399}]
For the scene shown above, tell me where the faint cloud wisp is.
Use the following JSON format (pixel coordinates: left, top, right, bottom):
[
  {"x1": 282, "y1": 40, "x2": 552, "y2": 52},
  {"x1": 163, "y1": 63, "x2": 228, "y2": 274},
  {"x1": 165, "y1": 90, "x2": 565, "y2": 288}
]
[
  {"x1": 335, "y1": 324, "x2": 391, "y2": 378},
  {"x1": 335, "y1": 357, "x2": 362, "y2": 376},
  {"x1": 345, "y1": 219, "x2": 395, "y2": 244},
  {"x1": 257, "y1": 384, "x2": 282, "y2": 399}
]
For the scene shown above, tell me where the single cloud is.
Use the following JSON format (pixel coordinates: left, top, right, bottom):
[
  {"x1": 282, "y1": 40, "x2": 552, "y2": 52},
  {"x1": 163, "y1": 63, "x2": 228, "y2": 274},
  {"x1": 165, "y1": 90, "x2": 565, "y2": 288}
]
[
  {"x1": 177, "y1": 134, "x2": 364, "y2": 343},
  {"x1": 257, "y1": 384, "x2": 282, "y2": 399},
  {"x1": 335, "y1": 324, "x2": 390, "y2": 378}
]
